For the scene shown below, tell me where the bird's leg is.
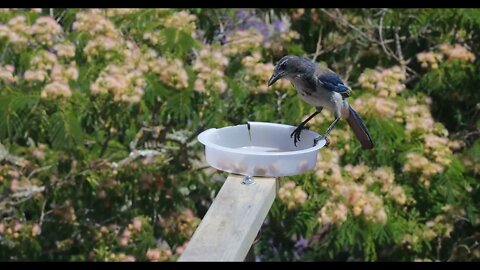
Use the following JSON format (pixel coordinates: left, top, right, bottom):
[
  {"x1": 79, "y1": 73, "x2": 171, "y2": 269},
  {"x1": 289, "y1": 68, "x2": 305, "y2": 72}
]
[
  {"x1": 314, "y1": 117, "x2": 340, "y2": 147},
  {"x1": 291, "y1": 108, "x2": 323, "y2": 147}
]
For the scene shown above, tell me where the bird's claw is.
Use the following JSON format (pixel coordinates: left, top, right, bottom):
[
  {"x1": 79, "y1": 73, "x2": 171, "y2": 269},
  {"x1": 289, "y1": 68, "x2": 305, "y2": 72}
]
[
  {"x1": 291, "y1": 125, "x2": 309, "y2": 147},
  {"x1": 313, "y1": 134, "x2": 330, "y2": 147}
]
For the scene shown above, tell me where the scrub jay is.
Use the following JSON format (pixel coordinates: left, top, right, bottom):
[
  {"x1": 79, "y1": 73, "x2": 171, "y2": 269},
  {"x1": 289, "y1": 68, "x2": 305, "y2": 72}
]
[{"x1": 268, "y1": 55, "x2": 374, "y2": 149}]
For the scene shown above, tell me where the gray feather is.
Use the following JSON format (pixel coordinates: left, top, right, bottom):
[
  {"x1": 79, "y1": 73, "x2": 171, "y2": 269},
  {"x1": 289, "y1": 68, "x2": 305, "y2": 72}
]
[{"x1": 346, "y1": 107, "x2": 374, "y2": 149}]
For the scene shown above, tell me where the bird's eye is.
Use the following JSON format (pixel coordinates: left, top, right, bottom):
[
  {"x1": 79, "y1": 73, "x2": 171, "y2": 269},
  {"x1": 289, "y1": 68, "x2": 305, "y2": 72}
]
[{"x1": 279, "y1": 62, "x2": 287, "y2": 70}]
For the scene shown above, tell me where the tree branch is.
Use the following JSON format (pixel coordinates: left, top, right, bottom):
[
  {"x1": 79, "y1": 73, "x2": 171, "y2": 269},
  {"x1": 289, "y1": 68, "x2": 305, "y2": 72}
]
[
  {"x1": 99, "y1": 126, "x2": 112, "y2": 158},
  {"x1": 28, "y1": 165, "x2": 53, "y2": 179},
  {"x1": 311, "y1": 27, "x2": 324, "y2": 62},
  {"x1": 378, "y1": 9, "x2": 397, "y2": 60},
  {"x1": 321, "y1": 8, "x2": 419, "y2": 78},
  {"x1": 319, "y1": 9, "x2": 376, "y2": 44},
  {"x1": 39, "y1": 199, "x2": 47, "y2": 226},
  {"x1": 394, "y1": 28, "x2": 405, "y2": 63}
]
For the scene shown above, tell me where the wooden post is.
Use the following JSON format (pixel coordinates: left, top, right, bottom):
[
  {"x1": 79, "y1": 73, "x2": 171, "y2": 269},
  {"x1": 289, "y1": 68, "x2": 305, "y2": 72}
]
[{"x1": 178, "y1": 174, "x2": 277, "y2": 261}]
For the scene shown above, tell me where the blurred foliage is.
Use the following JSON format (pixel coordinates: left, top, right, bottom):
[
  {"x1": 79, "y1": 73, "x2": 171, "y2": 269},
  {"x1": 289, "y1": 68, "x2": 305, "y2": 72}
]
[{"x1": 0, "y1": 8, "x2": 479, "y2": 261}]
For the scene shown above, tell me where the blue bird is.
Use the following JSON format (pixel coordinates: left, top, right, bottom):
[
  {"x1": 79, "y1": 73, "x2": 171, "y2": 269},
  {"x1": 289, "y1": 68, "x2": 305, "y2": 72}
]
[{"x1": 268, "y1": 55, "x2": 374, "y2": 149}]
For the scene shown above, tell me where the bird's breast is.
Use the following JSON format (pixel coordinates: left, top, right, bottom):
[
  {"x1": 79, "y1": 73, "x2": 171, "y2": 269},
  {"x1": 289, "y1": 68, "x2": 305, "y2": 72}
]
[
  {"x1": 295, "y1": 85, "x2": 330, "y2": 106},
  {"x1": 294, "y1": 84, "x2": 349, "y2": 118}
]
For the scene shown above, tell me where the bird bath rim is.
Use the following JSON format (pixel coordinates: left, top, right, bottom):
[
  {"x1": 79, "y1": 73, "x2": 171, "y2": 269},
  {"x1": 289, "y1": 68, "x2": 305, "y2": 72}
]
[
  {"x1": 197, "y1": 121, "x2": 326, "y2": 177},
  {"x1": 197, "y1": 121, "x2": 326, "y2": 156}
]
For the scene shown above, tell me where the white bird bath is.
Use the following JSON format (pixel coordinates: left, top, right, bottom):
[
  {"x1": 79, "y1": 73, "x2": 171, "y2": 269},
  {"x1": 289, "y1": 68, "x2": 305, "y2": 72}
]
[
  {"x1": 181, "y1": 122, "x2": 326, "y2": 261},
  {"x1": 197, "y1": 122, "x2": 326, "y2": 181}
]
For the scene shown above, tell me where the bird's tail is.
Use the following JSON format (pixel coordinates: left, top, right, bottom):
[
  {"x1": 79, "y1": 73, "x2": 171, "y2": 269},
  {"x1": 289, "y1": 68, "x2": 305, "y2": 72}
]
[{"x1": 346, "y1": 106, "x2": 374, "y2": 149}]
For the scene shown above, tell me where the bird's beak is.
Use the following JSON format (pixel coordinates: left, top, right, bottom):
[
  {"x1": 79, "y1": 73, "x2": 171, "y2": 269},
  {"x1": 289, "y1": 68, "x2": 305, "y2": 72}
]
[{"x1": 268, "y1": 72, "x2": 284, "y2": 87}]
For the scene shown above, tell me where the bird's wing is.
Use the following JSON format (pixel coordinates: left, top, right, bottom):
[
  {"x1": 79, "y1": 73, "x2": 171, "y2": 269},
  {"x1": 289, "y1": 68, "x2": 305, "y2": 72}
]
[
  {"x1": 316, "y1": 73, "x2": 352, "y2": 97},
  {"x1": 314, "y1": 64, "x2": 352, "y2": 97}
]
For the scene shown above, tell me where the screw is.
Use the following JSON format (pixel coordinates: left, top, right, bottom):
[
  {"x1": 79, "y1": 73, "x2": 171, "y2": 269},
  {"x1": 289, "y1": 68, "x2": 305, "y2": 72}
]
[{"x1": 241, "y1": 175, "x2": 255, "y2": 185}]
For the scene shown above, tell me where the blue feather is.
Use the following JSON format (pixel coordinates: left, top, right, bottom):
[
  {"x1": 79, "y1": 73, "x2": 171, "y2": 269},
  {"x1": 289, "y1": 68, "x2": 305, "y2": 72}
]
[{"x1": 317, "y1": 73, "x2": 350, "y2": 94}]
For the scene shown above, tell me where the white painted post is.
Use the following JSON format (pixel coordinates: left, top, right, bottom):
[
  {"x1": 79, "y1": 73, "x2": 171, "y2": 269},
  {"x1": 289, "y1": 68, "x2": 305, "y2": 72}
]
[{"x1": 178, "y1": 174, "x2": 277, "y2": 261}]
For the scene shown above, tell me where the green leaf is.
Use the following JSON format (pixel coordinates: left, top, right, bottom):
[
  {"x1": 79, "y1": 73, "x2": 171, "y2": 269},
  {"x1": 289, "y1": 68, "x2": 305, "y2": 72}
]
[
  {"x1": 48, "y1": 110, "x2": 84, "y2": 151},
  {"x1": 281, "y1": 92, "x2": 306, "y2": 125},
  {"x1": 0, "y1": 93, "x2": 40, "y2": 140},
  {"x1": 162, "y1": 89, "x2": 193, "y2": 124},
  {"x1": 158, "y1": 27, "x2": 200, "y2": 57},
  {"x1": 85, "y1": 174, "x2": 100, "y2": 189}
]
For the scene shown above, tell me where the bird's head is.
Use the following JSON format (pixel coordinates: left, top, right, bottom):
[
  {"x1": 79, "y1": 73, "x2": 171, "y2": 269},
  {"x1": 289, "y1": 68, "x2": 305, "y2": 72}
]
[{"x1": 268, "y1": 55, "x2": 314, "y2": 86}]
